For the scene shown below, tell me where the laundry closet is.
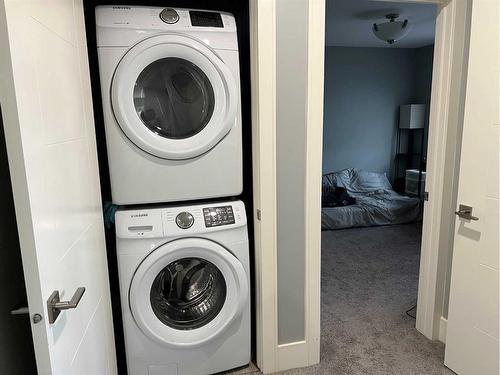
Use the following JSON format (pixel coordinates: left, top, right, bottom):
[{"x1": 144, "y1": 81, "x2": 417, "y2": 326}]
[{"x1": 83, "y1": 2, "x2": 254, "y2": 374}]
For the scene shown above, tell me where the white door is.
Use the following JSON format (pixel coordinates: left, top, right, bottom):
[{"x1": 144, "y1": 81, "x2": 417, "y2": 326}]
[
  {"x1": 0, "y1": 1, "x2": 117, "y2": 375},
  {"x1": 444, "y1": 0, "x2": 499, "y2": 374}
]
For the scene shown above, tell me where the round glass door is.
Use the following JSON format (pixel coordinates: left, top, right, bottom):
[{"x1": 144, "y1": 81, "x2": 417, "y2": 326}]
[
  {"x1": 150, "y1": 257, "x2": 226, "y2": 330},
  {"x1": 129, "y1": 238, "x2": 248, "y2": 348},
  {"x1": 134, "y1": 58, "x2": 215, "y2": 140},
  {"x1": 111, "y1": 34, "x2": 238, "y2": 160}
]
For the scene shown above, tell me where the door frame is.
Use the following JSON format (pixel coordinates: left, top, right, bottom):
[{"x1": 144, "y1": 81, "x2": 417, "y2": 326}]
[
  {"x1": 251, "y1": 0, "x2": 471, "y2": 372},
  {"x1": 250, "y1": 1, "x2": 278, "y2": 373}
]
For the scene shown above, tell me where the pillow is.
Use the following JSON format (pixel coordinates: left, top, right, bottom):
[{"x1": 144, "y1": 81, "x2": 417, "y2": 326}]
[
  {"x1": 322, "y1": 168, "x2": 355, "y2": 190},
  {"x1": 350, "y1": 169, "x2": 392, "y2": 192}
]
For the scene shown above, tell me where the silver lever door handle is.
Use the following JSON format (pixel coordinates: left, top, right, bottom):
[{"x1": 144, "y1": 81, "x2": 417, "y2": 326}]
[
  {"x1": 455, "y1": 204, "x2": 479, "y2": 221},
  {"x1": 47, "y1": 287, "x2": 85, "y2": 324}
]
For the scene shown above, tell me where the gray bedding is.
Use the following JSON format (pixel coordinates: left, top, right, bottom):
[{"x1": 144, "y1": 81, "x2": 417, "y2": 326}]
[{"x1": 322, "y1": 169, "x2": 421, "y2": 230}]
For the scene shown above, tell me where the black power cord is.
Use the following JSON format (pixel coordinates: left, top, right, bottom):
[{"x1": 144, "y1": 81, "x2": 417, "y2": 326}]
[{"x1": 405, "y1": 303, "x2": 417, "y2": 319}]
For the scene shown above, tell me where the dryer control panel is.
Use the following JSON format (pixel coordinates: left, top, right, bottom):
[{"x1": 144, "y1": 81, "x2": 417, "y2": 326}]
[
  {"x1": 96, "y1": 6, "x2": 236, "y2": 32},
  {"x1": 189, "y1": 11, "x2": 223, "y2": 28}
]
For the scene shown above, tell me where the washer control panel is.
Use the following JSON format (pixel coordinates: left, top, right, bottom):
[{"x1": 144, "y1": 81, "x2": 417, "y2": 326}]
[
  {"x1": 175, "y1": 212, "x2": 194, "y2": 229},
  {"x1": 115, "y1": 201, "x2": 246, "y2": 239},
  {"x1": 203, "y1": 206, "x2": 235, "y2": 228}
]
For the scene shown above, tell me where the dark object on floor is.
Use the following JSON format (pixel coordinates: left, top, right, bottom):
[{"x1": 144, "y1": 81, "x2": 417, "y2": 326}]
[
  {"x1": 322, "y1": 168, "x2": 421, "y2": 230},
  {"x1": 322, "y1": 185, "x2": 356, "y2": 207},
  {"x1": 280, "y1": 224, "x2": 453, "y2": 375}
]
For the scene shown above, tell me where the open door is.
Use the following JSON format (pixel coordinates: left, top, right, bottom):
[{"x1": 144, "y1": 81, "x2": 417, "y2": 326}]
[
  {"x1": 444, "y1": 0, "x2": 499, "y2": 374},
  {"x1": 0, "y1": 1, "x2": 117, "y2": 374}
]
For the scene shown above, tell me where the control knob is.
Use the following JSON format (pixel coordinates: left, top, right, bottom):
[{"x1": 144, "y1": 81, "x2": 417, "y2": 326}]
[
  {"x1": 160, "y1": 8, "x2": 179, "y2": 24},
  {"x1": 176, "y1": 212, "x2": 194, "y2": 229}
]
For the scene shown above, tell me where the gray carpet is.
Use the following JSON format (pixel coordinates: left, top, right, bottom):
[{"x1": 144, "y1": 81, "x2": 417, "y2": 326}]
[{"x1": 280, "y1": 223, "x2": 454, "y2": 375}]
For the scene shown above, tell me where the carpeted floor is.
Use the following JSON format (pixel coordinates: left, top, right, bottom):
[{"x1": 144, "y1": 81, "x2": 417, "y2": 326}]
[
  {"x1": 228, "y1": 223, "x2": 454, "y2": 375},
  {"x1": 279, "y1": 223, "x2": 454, "y2": 375}
]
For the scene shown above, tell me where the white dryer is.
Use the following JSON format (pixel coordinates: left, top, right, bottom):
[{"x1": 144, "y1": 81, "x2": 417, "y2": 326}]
[
  {"x1": 96, "y1": 6, "x2": 243, "y2": 204},
  {"x1": 115, "y1": 200, "x2": 250, "y2": 375}
]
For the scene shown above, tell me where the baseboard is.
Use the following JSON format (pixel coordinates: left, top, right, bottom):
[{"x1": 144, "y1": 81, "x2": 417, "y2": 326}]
[{"x1": 439, "y1": 316, "x2": 448, "y2": 343}]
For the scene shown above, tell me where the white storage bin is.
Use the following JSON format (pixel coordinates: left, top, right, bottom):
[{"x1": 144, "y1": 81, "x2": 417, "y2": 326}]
[{"x1": 405, "y1": 169, "x2": 426, "y2": 196}]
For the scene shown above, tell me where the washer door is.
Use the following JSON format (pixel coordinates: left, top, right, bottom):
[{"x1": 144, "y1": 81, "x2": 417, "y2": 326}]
[
  {"x1": 129, "y1": 238, "x2": 248, "y2": 348},
  {"x1": 111, "y1": 34, "x2": 238, "y2": 160}
]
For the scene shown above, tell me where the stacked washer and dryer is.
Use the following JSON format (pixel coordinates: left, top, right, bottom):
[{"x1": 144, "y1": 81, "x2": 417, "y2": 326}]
[{"x1": 96, "y1": 6, "x2": 250, "y2": 375}]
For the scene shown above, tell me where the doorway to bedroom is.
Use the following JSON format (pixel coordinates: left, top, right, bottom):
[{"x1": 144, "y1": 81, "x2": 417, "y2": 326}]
[{"x1": 320, "y1": 1, "x2": 449, "y2": 373}]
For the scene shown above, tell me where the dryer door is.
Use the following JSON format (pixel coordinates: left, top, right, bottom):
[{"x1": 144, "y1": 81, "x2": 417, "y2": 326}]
[
  {"x1": 129, "y1": 238, "x2": 248, "y2": 348},
  {"x1": 111, "y1": 34, "x2": 238, "y2": 160}
]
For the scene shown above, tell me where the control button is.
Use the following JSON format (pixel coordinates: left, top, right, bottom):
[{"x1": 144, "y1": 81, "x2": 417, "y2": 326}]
[
  {"x1": 175, "y1": 212, "x2": 194, "y2": 229},
  {"x1": 202, "y1": 205, "x2": 236, "y2": 227},
  {"x1": 160, "y1": 8, "x2": 179, "y2": 24}
]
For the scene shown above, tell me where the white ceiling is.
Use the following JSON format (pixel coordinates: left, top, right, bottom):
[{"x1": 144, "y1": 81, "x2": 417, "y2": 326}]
[{"x1": 326, "y1": 0, "x2": 437, "y2": 48}]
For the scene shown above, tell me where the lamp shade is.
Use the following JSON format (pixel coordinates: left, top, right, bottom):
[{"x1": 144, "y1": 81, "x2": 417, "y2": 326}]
[
  {"x1": 373, "y1": 14, "x2": 411, "y2": 44},
  {"x1": 399, "y1": 104, "x2": 425, "y2": 129}
]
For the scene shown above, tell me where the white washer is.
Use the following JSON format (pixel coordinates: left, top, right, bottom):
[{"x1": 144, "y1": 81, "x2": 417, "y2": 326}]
[
  {"x1": 96, "y1": 6, "x2": 243, "y2": 205},
  {"x1": 115, "y1": 200, "x2": 250, "y2": 375}
]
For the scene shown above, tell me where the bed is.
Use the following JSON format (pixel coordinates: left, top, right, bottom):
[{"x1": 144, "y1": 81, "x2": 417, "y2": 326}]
[{"x1": 322, "y1": 168, "x2": 422, "y2": 230}]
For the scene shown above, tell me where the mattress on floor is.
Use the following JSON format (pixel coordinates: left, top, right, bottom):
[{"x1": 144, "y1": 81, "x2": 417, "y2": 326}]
[{"x1": 321, "y1": 169, "x2": 421, "y2": 230}]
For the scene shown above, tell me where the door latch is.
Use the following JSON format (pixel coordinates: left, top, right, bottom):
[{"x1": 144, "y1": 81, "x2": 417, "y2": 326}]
[
  {"x1": 47, "y1": 287, "x2": 85, "y2": 324},
  {"x1": 454, "y1": 204, "x2": 479, "y2": 221},
  {"x1": 10, "y1": 306, "x2": 29, "y2": 315},
  {"x1": 11, "y1": 305, "x2": 43, "y2": 324}
]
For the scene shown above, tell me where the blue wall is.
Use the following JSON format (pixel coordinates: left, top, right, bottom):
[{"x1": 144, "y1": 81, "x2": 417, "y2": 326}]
[{"x1": 322, "y1": 46, "x2": 434, "y2": 181}]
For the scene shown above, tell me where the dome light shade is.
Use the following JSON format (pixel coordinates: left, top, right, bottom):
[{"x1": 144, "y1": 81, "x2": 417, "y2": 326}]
[{"x1": 373, "y1": 14, "x2": 410, "y2": 45}]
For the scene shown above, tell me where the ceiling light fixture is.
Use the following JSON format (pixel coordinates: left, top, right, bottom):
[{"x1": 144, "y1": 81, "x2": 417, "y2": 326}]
[{"x1": 372, "y1": 13, "x2": 410, "y2": 45}]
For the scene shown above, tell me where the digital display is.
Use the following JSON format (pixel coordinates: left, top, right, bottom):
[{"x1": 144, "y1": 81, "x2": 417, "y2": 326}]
[
  {"x1": 203, "y1": 206, "x2": 235, "y2": 227},
  {"x1": 190, "y1": 11, "x2": 223, "y2": 28}
]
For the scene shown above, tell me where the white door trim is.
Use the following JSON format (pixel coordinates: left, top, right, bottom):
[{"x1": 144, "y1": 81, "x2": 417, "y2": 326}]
[
  {"x1": 303, "y1": 0, "x2": 325, "y2": 366},
  {"x1": 306, "y1": 0, "x2": 471, "y2": 349},
  {"x1": 253, "y1": 0, "x2": 471, "y2": 372},
  {"x1": 250, "y1": 0, "x2": 278, "y2": 373},
  {"x1": 251, "y1": 0, "x2": 325, "y2": 371}
]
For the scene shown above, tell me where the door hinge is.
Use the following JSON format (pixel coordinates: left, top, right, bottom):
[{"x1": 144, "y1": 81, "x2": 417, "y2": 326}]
[
  {"x1": 423, "y1": 191, "x2": 429, "y2": 201},
  {"x1": 256, "y1": 209, "x2": 261, "y2": 221}
]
